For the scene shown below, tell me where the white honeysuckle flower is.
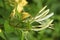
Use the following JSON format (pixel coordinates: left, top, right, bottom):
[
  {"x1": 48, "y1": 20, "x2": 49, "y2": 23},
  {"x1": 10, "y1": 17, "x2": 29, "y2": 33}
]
[
  {"x1": 37, "y1": 5, "x2": 47, "y2": 16},
  {"x1": 35, "y1": 9, "x2": 50, "y2": 19},
  {"x1": 31, "y1": 20, "x2": 53, "y2": 31},
  {"x1": 36, "y1": 21, "x2": 45, "y2": 24},
  {"x1": 39, "y1": 9, "x2": 50, "y2": 18},
  {"x1": 35, "y1": 12, "x2": 54, "y2": 22},
  {"x1": 29, "y1": 6, "x2": 50, "y2": 24},
  {"x1": 26, "y1": 5, "x2": 54, "y2": 31}
]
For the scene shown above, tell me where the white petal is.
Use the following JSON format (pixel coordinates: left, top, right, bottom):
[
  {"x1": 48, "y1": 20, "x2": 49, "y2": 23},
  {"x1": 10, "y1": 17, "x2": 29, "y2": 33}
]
[
  {"x1": 38, "y1": 5, "x2": 47, "y2": 13},
  {"x1": 31, "y1": 20, "x2": 53, "y2": 31},
  {"x1": 35, "y1": 9, "x2": 49, "y2": 19},
  {"x1": 35, "y1": 13, "x2": 54, "y2": 22}
]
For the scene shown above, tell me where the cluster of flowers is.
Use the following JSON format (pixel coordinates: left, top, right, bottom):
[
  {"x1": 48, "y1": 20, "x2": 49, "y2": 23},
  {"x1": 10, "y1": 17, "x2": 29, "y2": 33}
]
[{"x1": 10, "y1": 0, "x2": 30, "y2": 19}]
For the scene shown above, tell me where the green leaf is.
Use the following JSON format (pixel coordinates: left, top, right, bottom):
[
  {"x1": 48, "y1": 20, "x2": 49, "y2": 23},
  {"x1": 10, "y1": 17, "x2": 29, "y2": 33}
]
[
  {"x1": 0, "y1": 29, "x2": 6, "y2": 40},
  {"x1": 0, "y1": 19, "x2": 4, "y2": 25},
  {"x1": 4, "y1": 20, "x2": 15, "y2": 33},
  {"x1": 0, "y1": 0, "x2": 4, "y2": 7}
]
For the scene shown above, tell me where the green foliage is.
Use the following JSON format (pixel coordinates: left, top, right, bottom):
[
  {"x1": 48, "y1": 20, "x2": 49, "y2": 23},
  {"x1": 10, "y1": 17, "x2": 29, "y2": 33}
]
[
  {"x1": 0, "y1": 0, "x2": 59, "y2": 40},
  {"x1": 24, "y1": 0, "x2": 42, "y2": 16}
]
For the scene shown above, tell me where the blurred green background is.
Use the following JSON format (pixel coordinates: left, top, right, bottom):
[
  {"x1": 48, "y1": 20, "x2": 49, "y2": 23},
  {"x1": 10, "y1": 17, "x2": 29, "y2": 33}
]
[{"x1": 0, "y1": 0, "x2": 60, "y2": 40}]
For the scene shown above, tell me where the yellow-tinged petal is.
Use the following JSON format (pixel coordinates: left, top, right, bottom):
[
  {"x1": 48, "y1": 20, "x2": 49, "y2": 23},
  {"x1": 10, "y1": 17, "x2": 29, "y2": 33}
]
[
  {"x1": 10, "y1": 0, "x2": 28, "y2": 18},
  {"x1": 15, "y1": 0, "x2": 21, "y2": 3},
  {"x1": 20, "y1": 0, "x2": 28, "y2": 6},
  {"x1": 22, "y1": 12, "x2": 31, "y2": 19},
  {"x1": 10, "y1": 9, "x2": 15, "y2": 17},
  {"x1": 17, "y1": 4, "x2": 23, "y2": 13}
]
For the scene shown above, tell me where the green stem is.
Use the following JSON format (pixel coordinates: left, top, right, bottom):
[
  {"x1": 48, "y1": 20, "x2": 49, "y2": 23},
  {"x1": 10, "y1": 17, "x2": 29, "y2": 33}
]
[{"x1": 21, "y1": 30, "x2": 24, "y2": 40}]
